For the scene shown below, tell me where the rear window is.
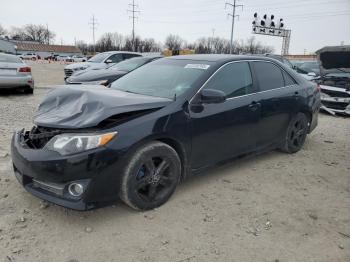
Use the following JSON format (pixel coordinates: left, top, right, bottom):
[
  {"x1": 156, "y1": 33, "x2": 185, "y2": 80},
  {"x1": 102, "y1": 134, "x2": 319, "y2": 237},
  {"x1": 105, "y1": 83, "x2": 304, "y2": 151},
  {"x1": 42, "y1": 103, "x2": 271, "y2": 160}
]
[
  {"x1": 282, "y1": 71, "x2": 296, "y2": 86},
  {"x1": 0, "y1": 54, "x2": 22, "y2": 63}
]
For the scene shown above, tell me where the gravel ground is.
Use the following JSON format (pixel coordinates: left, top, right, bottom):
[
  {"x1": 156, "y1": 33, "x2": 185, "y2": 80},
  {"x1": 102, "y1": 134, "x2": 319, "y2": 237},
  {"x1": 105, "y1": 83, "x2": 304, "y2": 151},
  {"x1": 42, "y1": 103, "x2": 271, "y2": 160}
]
[{"x1": 0, "y1": 62, "x2": 349, "y2": 262}]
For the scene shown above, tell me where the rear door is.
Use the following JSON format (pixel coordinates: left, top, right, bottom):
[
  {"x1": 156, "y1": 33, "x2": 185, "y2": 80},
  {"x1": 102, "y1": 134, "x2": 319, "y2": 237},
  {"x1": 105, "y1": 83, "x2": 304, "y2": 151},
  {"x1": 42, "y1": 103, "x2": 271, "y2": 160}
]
[
  {"x1": 251, "y1": 61, "x2": 300, "y2": 148},
  {"x1": 190, "y1": 61, "x2": 260, "y2": 169}
]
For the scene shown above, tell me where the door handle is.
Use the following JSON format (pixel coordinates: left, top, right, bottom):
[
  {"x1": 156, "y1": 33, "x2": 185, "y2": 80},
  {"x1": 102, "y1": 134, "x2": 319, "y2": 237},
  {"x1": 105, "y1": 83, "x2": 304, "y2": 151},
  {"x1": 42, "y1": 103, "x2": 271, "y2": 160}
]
[
  {"x1": 249, "y1": 101, "x2": 260, "y2": 111},
  {"x1": 294, "y1": 91, "x2": 300, "y2": 100}
]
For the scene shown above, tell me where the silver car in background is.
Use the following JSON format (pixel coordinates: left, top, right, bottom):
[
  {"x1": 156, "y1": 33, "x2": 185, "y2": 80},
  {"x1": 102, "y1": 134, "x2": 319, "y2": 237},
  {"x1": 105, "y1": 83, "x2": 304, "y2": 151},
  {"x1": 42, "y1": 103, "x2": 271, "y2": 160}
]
[{"x1": 0, "y1": 53, "x2": 34, "y2": 94}]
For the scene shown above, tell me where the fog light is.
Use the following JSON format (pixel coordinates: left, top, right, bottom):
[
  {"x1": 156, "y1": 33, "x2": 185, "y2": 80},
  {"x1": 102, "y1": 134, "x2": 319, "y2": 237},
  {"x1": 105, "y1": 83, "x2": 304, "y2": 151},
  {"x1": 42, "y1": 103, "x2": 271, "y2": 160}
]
[{"x1": 68, "y1": 183, "x2": 84, "y2": 197}]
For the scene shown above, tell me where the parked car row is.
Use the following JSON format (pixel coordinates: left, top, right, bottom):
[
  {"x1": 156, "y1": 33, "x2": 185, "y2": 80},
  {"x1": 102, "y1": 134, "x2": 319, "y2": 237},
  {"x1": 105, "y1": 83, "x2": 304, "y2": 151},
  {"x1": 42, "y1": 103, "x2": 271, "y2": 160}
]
[
  {"x1": 17, "y1": 53, "x2": 87, "y2": 62},
  {"x1": 11, "y1": 53, "x2": 321, "y2": 211}
]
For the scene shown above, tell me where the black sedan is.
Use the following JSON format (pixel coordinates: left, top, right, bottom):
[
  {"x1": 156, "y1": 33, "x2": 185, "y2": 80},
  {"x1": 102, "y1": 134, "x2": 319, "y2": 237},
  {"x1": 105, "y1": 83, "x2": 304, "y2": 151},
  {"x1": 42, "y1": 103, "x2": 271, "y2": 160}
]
[
  {"x1": 11, "y1": 55, "x2": 321, "y2": 211},
  {"x1": 66, "y1": 56, "x2": 162, "y2": 86}
]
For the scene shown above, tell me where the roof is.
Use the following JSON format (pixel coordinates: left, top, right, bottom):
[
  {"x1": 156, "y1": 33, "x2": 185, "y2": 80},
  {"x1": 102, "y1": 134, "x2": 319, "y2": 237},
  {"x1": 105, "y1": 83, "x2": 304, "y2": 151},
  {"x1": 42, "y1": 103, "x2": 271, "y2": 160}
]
[
  {"x1": 316, "y1": 45, "x2": 350, "y2": 54},
  {"x1": 14, "y1": 42, "x2": 81, "y2": 53},
  {"x1": 167, "y1": 54, "x2": 278, "y2": 63},
  {"x1": 102, "y1": 51, "x2": 142, "y2": 55}
]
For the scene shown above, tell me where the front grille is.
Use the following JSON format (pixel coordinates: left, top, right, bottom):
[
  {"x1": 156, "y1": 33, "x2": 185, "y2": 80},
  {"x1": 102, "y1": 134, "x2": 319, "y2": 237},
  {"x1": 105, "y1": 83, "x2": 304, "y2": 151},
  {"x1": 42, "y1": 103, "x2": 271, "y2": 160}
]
[
  {"x1": 64, "y1": 69, "x2": 73, "y2": 77},
  {"x1": 321, "y1": 89, "x2": 350, "y2": 98},
  {"x1": 322, "y1": 101, "x2": 349, "y2": 111},
  {"x1": 22, "y1": 126, "x2": 62, "y2": 149}
]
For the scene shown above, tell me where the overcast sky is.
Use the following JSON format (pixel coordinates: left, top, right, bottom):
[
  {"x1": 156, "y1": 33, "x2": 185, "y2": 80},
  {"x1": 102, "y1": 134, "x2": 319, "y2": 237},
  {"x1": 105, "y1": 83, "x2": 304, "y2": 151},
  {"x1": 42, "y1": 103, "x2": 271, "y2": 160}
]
[{"x1": 1, "y1": 0, "x2": 350, "y2": 54}]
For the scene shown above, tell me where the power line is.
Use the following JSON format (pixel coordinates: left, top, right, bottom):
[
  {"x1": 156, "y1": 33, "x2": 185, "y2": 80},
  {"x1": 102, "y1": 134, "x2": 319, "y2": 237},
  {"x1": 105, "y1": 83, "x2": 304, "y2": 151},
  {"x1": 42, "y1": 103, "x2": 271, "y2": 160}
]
[
  {"x1": 127, "y1": 0, "x2": 140, "y2": 51},
  {"x1": 89, "y1": 15, "x2": 98, "y2": 53},
  {"x1": 226, "y1": 0, "x2": 243, "y2": 54}
]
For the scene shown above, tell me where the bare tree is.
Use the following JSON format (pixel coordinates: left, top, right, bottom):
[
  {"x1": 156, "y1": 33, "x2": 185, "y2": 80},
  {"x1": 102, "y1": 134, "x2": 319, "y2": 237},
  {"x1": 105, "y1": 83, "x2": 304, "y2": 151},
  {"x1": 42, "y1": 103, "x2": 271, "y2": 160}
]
[
  {"x1": 165, "y1": 34, "x2": 183, "y2": 50},
  {"x1": 141, "y1": 38, "x2": 161, "y2": 52},
  {"x1": 0, "y1": 24, "x2": 7, "y2": 36},
  {"x1": 9, "y1": 24, "x2": 55, "y2": 44},
  {"x1": 76, "y1": 40, "x2": 89, "y2": 54}
]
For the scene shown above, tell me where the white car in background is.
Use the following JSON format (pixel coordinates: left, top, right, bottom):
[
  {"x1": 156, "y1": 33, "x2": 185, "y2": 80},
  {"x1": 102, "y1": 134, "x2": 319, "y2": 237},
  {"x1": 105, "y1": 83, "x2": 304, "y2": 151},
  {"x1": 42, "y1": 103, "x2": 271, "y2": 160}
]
[
  {"x1": 19, "y1": 53, "x2": 37, "y2": 60},
  {"x1": 0, "y1": 53, "x2": 34, "y2": 94},
  {"x1": 71, "y1": 55, "x2": 87, "y2": 62},
  {"x1": 56, "y1": 55, "x2": 74, "y2": 62}
]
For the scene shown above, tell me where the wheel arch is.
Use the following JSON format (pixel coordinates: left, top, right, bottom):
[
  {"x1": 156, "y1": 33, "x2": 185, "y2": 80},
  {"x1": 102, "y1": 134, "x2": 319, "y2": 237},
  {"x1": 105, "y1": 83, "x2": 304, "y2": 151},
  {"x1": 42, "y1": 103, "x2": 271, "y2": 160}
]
[
  {"x1": 156, "y1": 137, "x2": 189, "y2": 180},
  {"x1": 125, "y1": 134, "x2": 189, "y2": 181},
  {"x1": 299, "y1": 108, "x2": 312, "y2": 132}
]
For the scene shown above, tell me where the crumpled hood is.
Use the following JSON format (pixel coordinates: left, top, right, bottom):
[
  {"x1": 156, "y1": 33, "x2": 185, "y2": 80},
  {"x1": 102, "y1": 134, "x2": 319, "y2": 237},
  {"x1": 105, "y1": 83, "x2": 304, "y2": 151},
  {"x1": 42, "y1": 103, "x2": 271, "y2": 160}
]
[
  {"x1": 34, "y1": 86, "x2": 172, "y2": 129},
  {"x1": 316, "y1": 46, "x2": 350, "y2": 76},
  {"x1": 68, "y1": 69, "x2": 127, "y2": 83}
]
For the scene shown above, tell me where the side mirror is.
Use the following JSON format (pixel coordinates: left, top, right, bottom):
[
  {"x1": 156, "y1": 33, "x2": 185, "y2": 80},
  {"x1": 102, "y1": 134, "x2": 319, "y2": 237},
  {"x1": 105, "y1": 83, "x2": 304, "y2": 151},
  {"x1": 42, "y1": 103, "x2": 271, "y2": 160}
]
[
  {"x1": 200, "y1": 89, "x2": 226, "y2": 104},
  {"x1": 105, "y1": 59, "x2": 113, "y2": 63},
  {"x1": 307, "y1": 72, "x2": 317, "y2": 77}
]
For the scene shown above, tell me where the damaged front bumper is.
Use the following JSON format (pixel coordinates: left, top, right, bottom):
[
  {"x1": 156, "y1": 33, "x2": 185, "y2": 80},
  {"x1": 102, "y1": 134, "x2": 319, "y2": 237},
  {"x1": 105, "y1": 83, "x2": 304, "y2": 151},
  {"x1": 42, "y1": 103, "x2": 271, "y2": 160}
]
[
  {"x1": 11, "y1": 129, "x2": 126, "y2": 210},
  {"x1": 320, "y1": 85, "x2": 350, "y2": 115}
]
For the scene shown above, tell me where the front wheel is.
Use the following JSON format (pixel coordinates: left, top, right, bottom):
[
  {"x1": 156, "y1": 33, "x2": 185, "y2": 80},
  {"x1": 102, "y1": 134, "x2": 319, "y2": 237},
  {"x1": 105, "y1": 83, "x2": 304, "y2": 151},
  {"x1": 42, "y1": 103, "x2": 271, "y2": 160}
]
[
  {"x1": 120, "y1": 141, "x2": 181, "y2": 210},
  {"x1": 280, "y1": 113, "x2": 308, "y2": 153}
]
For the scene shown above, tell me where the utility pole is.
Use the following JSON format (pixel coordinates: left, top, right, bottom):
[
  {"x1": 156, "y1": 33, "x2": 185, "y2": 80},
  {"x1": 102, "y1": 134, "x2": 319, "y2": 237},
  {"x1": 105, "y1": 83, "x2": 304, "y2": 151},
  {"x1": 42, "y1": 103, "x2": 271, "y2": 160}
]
[
  {"x1": 225, "y1": 0, "x2": 243, "y2": 54},
  {"x1": 127, "y1": 0, "x2": 140, "y2": 52},
  {"x1": 89, "y1": 15, "x2": 98, "y2": 53},
  {"x1": 46, "y1": 23, "x2": 50, "y2": 45}
]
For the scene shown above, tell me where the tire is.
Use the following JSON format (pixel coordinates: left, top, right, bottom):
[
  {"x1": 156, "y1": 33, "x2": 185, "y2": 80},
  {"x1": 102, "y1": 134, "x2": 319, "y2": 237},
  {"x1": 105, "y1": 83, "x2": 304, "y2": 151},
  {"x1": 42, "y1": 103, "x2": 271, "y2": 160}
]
[
  {"x1": 280, "y1": 113, "x2": 308, "y2": 154},
  {"x1": 120, "y1": 141, "x2": 181, "y2": 210},
  {"x1": 24, "y1": 88, "x2": 34, "y2": 94}
]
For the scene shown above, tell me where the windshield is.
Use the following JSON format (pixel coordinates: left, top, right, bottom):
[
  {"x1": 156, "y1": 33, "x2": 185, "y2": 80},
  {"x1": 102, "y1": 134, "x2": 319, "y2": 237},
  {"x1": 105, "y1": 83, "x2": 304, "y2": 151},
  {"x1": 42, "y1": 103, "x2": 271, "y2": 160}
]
[
  {"x1": 300, "y1": 62, "x2": 319, "y2": 70},
  {"x1": 110, "y1": 59, "x2": 212, "y2": 99},
  {"x1": 88, "y1": 53, "x2": 110, "y2": 63},
  {"x1": 109, "y1": 57, "x2": 149, "y2": 72},
  {"x1": 0, "y1": 54, "x2": 22, "y2": 63}
]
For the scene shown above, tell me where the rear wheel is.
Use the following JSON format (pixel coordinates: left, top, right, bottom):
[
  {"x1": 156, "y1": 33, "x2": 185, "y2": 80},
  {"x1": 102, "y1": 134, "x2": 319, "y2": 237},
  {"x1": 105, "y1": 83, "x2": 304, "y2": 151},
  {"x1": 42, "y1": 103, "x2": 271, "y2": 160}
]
[
  {"x1": 23, "y1": 87, "x2": 34, "y2": 94},
  {"x1": 281, "y1": 113, "x2": 308, "y2": 153},
  {"x1": 120, "y1": 141, "x2": 181, "y2": 210}
]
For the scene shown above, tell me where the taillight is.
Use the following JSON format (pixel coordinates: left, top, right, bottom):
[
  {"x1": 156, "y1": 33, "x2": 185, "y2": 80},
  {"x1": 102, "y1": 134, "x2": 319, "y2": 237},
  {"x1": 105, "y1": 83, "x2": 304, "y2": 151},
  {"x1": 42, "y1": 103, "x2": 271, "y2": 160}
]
[{"x1": 18, "y1": 67, "x2": 31, "y2": 73}]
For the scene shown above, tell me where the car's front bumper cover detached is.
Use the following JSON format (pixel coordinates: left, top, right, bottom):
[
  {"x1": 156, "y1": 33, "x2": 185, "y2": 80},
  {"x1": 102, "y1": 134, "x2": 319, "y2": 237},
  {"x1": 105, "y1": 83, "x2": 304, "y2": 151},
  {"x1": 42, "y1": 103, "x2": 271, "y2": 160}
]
[
  {"x1": 11, "y1": 130, "x2": 125, "y2": 210},
  {"x1": 320, "y1": 85, "x2": 350, "y2": 115}
]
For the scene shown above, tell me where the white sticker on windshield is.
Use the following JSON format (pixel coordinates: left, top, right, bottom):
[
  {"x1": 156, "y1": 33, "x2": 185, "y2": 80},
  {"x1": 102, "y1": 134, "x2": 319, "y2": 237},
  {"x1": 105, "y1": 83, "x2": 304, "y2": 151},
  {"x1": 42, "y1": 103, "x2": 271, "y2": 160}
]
[{"x1": 184, "y1": 64, "x2": 210, "y2": 70}]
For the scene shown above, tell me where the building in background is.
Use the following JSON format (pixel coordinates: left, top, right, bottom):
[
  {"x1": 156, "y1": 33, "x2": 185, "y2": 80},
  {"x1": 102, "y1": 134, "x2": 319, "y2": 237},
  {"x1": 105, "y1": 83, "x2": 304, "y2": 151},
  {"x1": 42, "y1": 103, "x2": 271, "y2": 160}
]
[{"x1": 0, "y1": 38, "x2": 81, "y2": 58}]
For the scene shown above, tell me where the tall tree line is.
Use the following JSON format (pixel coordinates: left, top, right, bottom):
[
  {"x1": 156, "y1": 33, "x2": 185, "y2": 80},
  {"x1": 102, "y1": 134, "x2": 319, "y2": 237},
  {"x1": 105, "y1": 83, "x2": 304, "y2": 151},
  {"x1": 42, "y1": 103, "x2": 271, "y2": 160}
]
[{"x1": 0, "y1": 23, "x2": 274, "y2": 54}]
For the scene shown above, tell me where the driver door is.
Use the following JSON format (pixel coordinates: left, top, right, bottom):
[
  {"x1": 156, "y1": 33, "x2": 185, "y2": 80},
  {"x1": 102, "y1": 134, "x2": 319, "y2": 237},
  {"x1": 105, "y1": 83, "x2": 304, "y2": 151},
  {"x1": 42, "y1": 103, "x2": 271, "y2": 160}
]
[{"x1": 189, "y1": 61, "x2": 260, "y2": 170}]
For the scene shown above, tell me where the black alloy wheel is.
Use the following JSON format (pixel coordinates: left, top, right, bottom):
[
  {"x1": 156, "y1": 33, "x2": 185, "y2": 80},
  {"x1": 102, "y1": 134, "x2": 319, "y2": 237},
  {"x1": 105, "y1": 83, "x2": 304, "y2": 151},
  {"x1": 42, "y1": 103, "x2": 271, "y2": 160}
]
[
  {"x1": 281, "y1": 112, "x2": 308, "y2": 153},
  {"x1": 120, "y1": 141, "x2": 181, "y2": 210}
]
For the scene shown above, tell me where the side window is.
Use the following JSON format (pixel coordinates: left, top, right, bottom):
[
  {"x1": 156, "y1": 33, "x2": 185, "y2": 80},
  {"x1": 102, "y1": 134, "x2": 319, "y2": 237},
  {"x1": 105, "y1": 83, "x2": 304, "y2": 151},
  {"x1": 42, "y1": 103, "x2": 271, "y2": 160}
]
[
  {"x1": 253, "y1": 61, "x2": 284, "y2": 91},
  {"x1": 123, "y1": 54, "x2": 140, "y2": 59},
  {"x1": 108, "y1": 54, "x2": 123, "y2": 63},
  {"x1": 282, "y1": 70, "x2": 296, "y2": 86},
  {"x1": 204, "y1": 62, "x2": 254, "y2": 99}
]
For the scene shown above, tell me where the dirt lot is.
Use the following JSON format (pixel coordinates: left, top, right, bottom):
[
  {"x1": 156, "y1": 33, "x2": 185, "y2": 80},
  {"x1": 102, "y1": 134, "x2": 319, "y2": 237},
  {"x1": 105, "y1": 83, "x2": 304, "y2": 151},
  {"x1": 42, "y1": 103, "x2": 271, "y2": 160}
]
[{"x1": 0, "y1": 62, "x2": 349, "y2": 262}]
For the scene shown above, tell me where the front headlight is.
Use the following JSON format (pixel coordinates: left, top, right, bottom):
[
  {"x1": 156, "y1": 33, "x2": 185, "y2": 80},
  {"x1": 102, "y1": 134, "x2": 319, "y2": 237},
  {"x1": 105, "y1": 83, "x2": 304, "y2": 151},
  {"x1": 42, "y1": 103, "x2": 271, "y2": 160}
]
[
  {"x1": 320, "y1": 92, "x2": 330, "y2": 99},
  {"x1": 44, "y1": 132, "x2": 117, "y2": 155}
]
